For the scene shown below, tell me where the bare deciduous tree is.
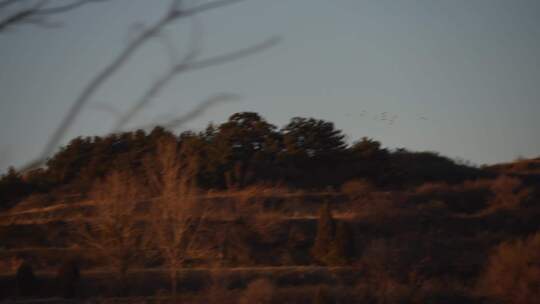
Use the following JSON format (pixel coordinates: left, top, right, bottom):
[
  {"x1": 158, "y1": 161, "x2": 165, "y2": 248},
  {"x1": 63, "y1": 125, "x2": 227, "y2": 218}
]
[
  {"x1": 75, "y1": 170, "x2": 149, "y2": 291},
  {"x1": 146, "y1": 138, "x2": 209, "y2": 299}
]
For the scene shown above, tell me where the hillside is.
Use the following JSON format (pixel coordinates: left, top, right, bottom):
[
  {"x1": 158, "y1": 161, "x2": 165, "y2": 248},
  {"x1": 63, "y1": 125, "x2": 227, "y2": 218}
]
[{"x1": 1, "y1": 113, "x2": 539, "y2": 303}]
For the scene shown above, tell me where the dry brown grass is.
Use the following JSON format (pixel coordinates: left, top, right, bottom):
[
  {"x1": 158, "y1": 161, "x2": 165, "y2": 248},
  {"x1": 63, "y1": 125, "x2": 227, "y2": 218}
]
[
  {"x1": 415, "y1": 182, "x2": 452, "y2": 195},
  {"x1": 341, "y1": 179, "x2": 374, "y2": 200},
  {"x1": 201, "y1": 184, "x2": 304, "y2": 221},
  {"x1": 487, "y1": 175, "x2": 531, "y2": 211},
  {"x1": 344, "y1": 190, "x2": 407, "y2": 221},
  {"x1": 205, "y1": 268, "x2": 238, "y2": 304},
  {"x1": 411, "y1": 177, "x2": 531, "y2": 215},
  {"x1": 239, "y1": 278, "x2": 274, "y2": 304},
  {"x1": 477, "y1": 232, "x2": 540, "y2": 304},
  {"x1": 355, "y1": 272, "x2": 412, "y2": 304}
]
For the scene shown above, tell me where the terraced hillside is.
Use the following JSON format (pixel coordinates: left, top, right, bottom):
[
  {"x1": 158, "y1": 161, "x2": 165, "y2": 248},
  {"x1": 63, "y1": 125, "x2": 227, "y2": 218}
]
[
  {"x1": 1, "y1": 115, "x2": 538, "y2": 302},
  {"x1": 1, "y1": 172, "x2": 539, "y2": 303}
]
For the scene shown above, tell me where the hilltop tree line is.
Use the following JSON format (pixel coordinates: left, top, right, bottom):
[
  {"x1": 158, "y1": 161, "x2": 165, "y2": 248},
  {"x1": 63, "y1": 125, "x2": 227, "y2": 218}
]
[{"x1": 1, "y1": 112, "x2": 484, "y2": 209}]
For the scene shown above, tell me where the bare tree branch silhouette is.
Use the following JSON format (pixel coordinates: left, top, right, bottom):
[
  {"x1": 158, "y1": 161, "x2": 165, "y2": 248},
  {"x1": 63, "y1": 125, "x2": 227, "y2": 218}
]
[
  {"x1": 137, "y1": 93, "x2": 241, "y2": 131},
  {"x1": 3, "y1": 0, "x2": 279, "y2": 171},
  {"x1": 0, "y1": 0, "x2": 108, "y2": 32},
  {"x1": 113, "y1": 36, "x2": 280, "y2": 132}
]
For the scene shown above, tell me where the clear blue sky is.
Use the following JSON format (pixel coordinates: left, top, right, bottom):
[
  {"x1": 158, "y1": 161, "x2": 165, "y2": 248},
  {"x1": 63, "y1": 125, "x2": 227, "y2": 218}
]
[{"x1": 1, "y1": 0, "x2": 539, "y2": 171}]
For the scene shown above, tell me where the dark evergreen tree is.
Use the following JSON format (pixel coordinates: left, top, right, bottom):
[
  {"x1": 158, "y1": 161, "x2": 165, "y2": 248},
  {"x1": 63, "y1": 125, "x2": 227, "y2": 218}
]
[
  {"x1": 327, "y1": 221, "x2": 354, "y2": 265},
  {"x1": 0, "y1": 111, "x2": 485, "y2": 210},
  {"x1": 213, "y1": 112, "x2": 281, "y2": 188},
  {"x1": 0, "y1": 167, "x2": 30, "y2": 210},
  {"x1": 282, "y1": 117, "x2": 346, "y2": 159},
  {"x1": 281, "y1": 117, "x2": 347, "y2": 188},
  {"x1": 311, "y1": 203, "x2": 353, "y2": 265},
  {"x1": 350, "y1": 137, "x2": 385, "y2": 159},
  {"x1": 311, "y1": 203, "x2": 336, "y2": 264}
]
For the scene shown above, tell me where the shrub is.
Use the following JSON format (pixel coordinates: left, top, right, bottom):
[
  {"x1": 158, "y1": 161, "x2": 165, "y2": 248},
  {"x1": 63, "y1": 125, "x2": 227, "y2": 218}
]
[
  {"x1": 239, "y1": 278, "x2": 274, "y2": 304},
  {"x1": 311, "y1": 203, "x2": 335, "y2": 264},
  {"x1": 477, "y1": 233, "x2": 540, "y2": 304},
  {"x1": 0, "y1": 168, "x2": 31, "y2": 210},
  {"x1": 311, "y1": 203, "x2": 353, "y2": 265},
  {"x1": 488, "y1": 175, "x2": 531, "y2": 210},
  {"x1": 207, "y1": 285, "x2": 236, "y2": 304},
  {"x1": 313, "y1": 286, "x2": 335, "y2": 304},
  {"x1": 314, "y1": 286, "x2": 334, "y2": 304},
  {"x1": 15, "y1": 261, "x2": 36, "y2": 297},
  {"x1": 411, "y1": 179, "x2": 494, "y2": 214},
  {"x1": 415, "y1": 182, "x2": 451, "y2": 195},
  {"x1": 355, "y1": 271, "x2": 412, "y2": 304},
  {"x1": 326, "y1": 221, "x2": 353, "y2": 265},
  {"x1": 341, "y1": 179, "x2": 373, "y2": 200},
  {"x1": 56, "y1": 259, "x2": 81, "y2": 298}
]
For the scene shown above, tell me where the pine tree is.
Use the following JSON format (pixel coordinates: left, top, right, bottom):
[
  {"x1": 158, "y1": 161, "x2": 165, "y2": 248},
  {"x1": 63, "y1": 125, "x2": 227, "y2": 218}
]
[
  {"x1": 311, "y1": 203, "x2": 335, "y2": 264},
  {"x1": 311, "y1": 203, "x2": 353, "y2": 265},
  {"x1": 327, "y1": 221, "x2": 353, "y2": 265}
]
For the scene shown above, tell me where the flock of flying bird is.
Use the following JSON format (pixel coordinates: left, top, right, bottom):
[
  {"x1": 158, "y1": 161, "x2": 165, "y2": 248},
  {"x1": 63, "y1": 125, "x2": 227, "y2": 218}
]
[{"x1": 349, "y1": 110, "x2": 429, "y2": 126}]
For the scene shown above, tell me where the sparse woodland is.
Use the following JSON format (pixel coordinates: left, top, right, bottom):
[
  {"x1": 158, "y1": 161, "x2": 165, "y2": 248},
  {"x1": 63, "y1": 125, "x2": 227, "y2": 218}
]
[
  {"x1": 0, "y1": 112, "x2": 539, "y2": 303},
  {"x1": 1, "y1": 1, "x2": 539, "y2": 303}
]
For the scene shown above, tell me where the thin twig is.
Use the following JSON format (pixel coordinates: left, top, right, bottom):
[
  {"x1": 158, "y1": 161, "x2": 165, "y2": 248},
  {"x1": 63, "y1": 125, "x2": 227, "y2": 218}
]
[
  {"x1": 0, "y1": 0, "x2": 105, "y2": 32},
  {"x1": 38, "y1": 0, "x2": 107, "y2": 15},
  {"x1": 30, "y1": 0, "x2": 246, "y2": 170},
  {"x1": 113, "y1": 37, "x2": 279, "y2": 132},
  {"x1": 134, "y1": 93, "x2": 240, "y2": 132}
]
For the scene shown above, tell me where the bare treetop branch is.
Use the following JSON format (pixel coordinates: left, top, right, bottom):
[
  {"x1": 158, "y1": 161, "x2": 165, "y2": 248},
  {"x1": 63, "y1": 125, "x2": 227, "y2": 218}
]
[
  {"x1": 31, "y1": 0, "x2": 250, "y2": 170},
  {"x1": 6, "y1": 0, "x2": 278, "y2": 173},
  {"x1": 0, "y1": 0, "x2": 107, "y2": 32},
  {"x1": 113, "y1": 36, "x2": 280, "y2": 132}
]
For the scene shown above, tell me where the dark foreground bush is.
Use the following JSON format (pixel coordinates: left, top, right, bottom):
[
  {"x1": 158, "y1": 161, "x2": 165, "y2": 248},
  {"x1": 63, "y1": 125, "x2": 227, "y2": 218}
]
[
  {"x1": 56, "y1": 259, "x2": 81, "y2": 298},
  {"x1": 314, "y1": 286, "x2": 334, "y2": 304},
  {"x1": 16, "y1": 261, "x2": 36, "y2": 297}
]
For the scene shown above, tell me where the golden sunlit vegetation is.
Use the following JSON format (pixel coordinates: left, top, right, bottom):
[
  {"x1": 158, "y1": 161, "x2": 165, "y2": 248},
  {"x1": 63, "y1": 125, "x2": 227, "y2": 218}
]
[
  {"x1": 0, "y1": 112, "x2": 539, "y2": 303},
  {"x1": 477, "y1": 233, "x2": 540, "y2": 304}
]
